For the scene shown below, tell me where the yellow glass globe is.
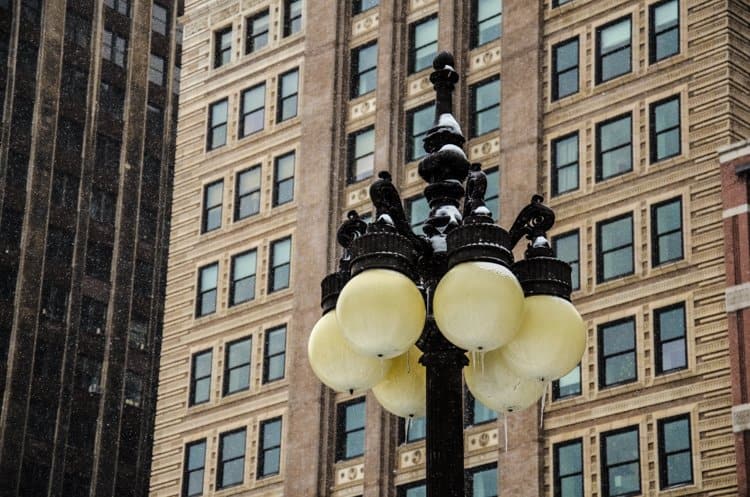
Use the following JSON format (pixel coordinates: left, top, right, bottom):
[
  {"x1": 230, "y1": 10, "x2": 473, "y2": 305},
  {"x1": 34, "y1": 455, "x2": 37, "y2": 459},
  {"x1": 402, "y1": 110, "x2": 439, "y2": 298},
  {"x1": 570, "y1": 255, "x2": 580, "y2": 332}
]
[
  {"x1": 464, "y1": 348, "x2": 546, "y2": 413},
  {"x1": 308, "y1": 311, "x2": 392, "y2": 393},
  {"x1": 336, "y1": 268, "x2": 426, "y2": 359},
  {"x1": 433, "y1": 261, "x2": 525, "y2": 352},
  {"x1": 499, "y1": 295, "x2": 586, "y2": 381},
  {"x1": 372, "y1": 346, "x2": 426, "y2": 418}
]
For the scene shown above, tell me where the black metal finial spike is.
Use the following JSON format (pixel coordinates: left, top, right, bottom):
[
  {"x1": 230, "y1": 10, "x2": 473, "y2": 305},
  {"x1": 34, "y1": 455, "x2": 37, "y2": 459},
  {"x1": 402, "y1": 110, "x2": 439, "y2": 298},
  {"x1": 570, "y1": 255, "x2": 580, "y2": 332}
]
[{"x1": 430, "y1": 51, "x2": 459, "y2": 123}]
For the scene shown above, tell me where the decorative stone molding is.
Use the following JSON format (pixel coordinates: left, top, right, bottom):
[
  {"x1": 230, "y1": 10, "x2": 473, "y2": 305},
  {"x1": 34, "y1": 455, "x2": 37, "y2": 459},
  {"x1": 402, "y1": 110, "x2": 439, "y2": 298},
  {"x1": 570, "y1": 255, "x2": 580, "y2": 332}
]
[
  {"x1": 399, "y1": 447, "x2": 425, "y2": 469},
  {"x1": 726, "y1": 282, "x2": 750, "y2": 312},
  {"x1": 408, "y1": 75, "x2": 432, "y2": 98},
  {"x1": 346, "y1": 186, "x2": 370, "y2": 208},
  {"x1": 466, "y1": 427, "x2": 499, "y2": 452},
  {"x1": 349, "y1": 97, "x2": 377, "y2": 121},
  {"x1": 469, "y1": 137, "x2": 500, "y2": 161},
  {"x1": 335, "y1": 462, "x2": 365, "y2": 486},
  {"x1": 469, "y1": 47, "x2": 502, "y2": 73},
  {"x1": 352, "y1": 12, "x2": 379, "y2": 38}
]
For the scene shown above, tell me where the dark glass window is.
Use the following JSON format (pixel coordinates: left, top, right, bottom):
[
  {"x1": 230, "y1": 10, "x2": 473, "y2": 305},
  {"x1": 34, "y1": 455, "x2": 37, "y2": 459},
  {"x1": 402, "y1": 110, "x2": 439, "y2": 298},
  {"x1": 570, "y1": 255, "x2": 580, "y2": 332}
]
[
  {"x1": 553, "y1": 439, "x2": 583, "y2": 497},
  {"x1": 182, "y1": 440, "x2": 206, "y2": 497},
  {"x1": 52, "y1": 172, "x2": 79, "y2": 209},
  {"x1": 552, "y1": 38, "x2": 579, "y2": 100},
  {"x1": 650, "y1": 0, "x2": 679, "y2": 63},
  {"x1": 208, "y1": 99, "x2": 229, "y2": 150},
  {"x1": 650, "y1": 96, "x2": 681, "y2": 162},
  {"x1": 596, "y1": 17, "x2": 631, "y2": 83},
  {"x1": 214, "y1": 27, "x2": 232, "y2": 68},
  {"x1": 484, "y1": 168, "x2": 499, "y2": 220},
  {"x1": 466, "y1": 391, "x2": 497, "y2": 425},
  {"x1": 197, "y1": 263, "x2": 218, "y2": 317},
  {"x1": 657, "y1": 415, "x2": 692, "y2": 488},
  {"x1": 246, "y1": 10, "x2": 269, "y2": 53},
  {"x1": 407, "y1": 102, "x2": 434, "y2": 161},
  {"x1": 258, "y1": 417, "x2": 282, "y2": 477},
  {"x1": 85, "y1": 242, "x2": 112, "y2": 280},
  {"x1": 351, "y1": 42, "x2": 378, "y2": 98},
  {"x1": 235, "y1": 166, "x2": 261, "y2": 220},
  {"x1": 471, "y1": 0, "x2": 502, "y2": 47},
  {"x1": 95, "y1": 134, "x2": 122, "y2": 173},
  {"x1": 147, "y1": 103, "x2": 165, "y2": 137},
  {"x1": 348, "y1": 127, "x2": 375, "y2": 183},
  {"x1": 601, "y1": 427, "x2": 641, "y2": 497},
  {"x1": 65, "y1": 11, "x2": 91, "y2": 49},
  {"x1": 651, "y1": 197, "x2": 683, "y2": 265},
  {"x1": 269, "y1": 237, "x2": 292, "y2": 292},
  {"x1": 654, "y1": 303, "x2": 687, "y2": 374},
  {"x1": 409, "y1": 16, "x2": 438, "y2": 73},
  {"x1": 596, "y1": 114, "x2": 632, "y2": 180},
  {"x1": 353, "y1": 0, "x2": 378, "y2": 15},
  {"x1": 263, "y1": 325, "x2": 287, "y2": 382},
  {"x1": 217, "y1": 428, "x2": 246, "y2": 488},
  {"x1": 230, "y1": 250, "x2": 256, "y2": 306},
  {"x1": 468, "y1": 464, "x2": 498, "y2": 497},
  {"x1": 133, "y1": 260, "x2": 154, "y2": 297},
  {"x1": 596, "y1": 213, "x2": 633, "y2": 282},
  {"x1": 149, "y1": 54, "x2": 165, "y2": 85},
  {"x1": 80, "y1": 297, "x2": 107, "y2": 335},
  {"x1": 102, "y1": 29, "x2": 127, "y2": 67},
  {"x1": 152, "y1": 3, "x2": 168, "y2": 35},
  {"x1": 553, "y1": 0, "x2": 573, "y2": 5},
  {"x1": 398, "y1": 482, "x2": 426, "y2": 497},
  {"x1": 283, "y1": 0, "x2": 302, "y2": 37},
  {"x1": 277, "y1": 69, "x2": 299, "y2": 122},
  {"x1": 124, "y1": 370, "x2": 143, "y2": 407},
  {"x1": 128, "y1": 315, "x2": 148, "y2": 348},
  {"x1": 104, "y1": 0, "x2": 129, "y2": 16},
  {"x1": 224, "y1": 337, "x2": 251, "y2": 395},
  {"x1": 240, "y1": 83, "x2": 265, "y2": 137},
  {"x1": 402, "y1": 416, "x2": 426, "y2": 443},
  {"x1": 202, "y1": 180, "x2": 223, "y2": 232},
  {"x1": 336, "y1": 399, "x2": 366, "y2": 460},
  {"x1": 90, "y1": 188, "x2": 116, "y2": 224},
  {"x1": 99, "y1": 80, "x2": 125, "y2": 120},
  {"x1": 190, "y1": 350, "x2": 212, "y2": 405},
  {"x1": 407, "y1": 195, "x2": 430, "y2": 233},
  {"x1": 553, "y1": 230, "x2": 579, "y2": 290},
  {"x1": 552, "y1": 132, "x2": 579, "y2": 195},
  {"x1": 470, "y1": 77, "x2": 500, "y2": 137},
  {"x1": 273, "y1": 152, "x2": 295, "y2": 206},
  {"x1": 598, "y1": 317, "x2": 636, "y2": 387},
  {"x1": 552, "y1": 364, "x2": 581, "y2": 400}
]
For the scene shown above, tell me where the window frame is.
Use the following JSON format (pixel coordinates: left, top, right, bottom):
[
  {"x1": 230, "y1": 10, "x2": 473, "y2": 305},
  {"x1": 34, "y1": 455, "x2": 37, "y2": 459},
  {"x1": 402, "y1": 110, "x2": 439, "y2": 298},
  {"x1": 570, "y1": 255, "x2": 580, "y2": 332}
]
[
  {"x1": 657, "y1": 414, "x2": 693, "y2": 489},
  {"x1": 553, "y1": 439, "x2": 584, "y2": 497},
  {"x1": 152, "y1": 3, "x2": 168, "y2": 35},
  {"x1": 217, "y1": 428, "x2": 246, "y2": 489},
  {"x1": 406, "y1": 102, "x2": 435, "y2": 162},
  {"x1": 269, "y1": 236, "x2": 292, "y2": 292},
  {"x1": 551, "y1": 131, "x2": 579, "y2": 195},
  {"x1": 277, "y1": 68, "x2": 299, "y2": 122},
  {"x1": 229, "y1": 250, "x2": 257, "y2": 306},
  {"x1": 408, "y1": 15, "x2": 438, "y2": 74},
  {"x1": 207, "y1": 99, "x2": 229, "y2": 151},
  {"x1": 595, "y1": 16, "x2": 632, "y2": 84},
  {"x1": 336, "y1": 398, "x2": 367, "y2": 461},
  {"x1": 552, "y1": 229, "x2": 580, "y2": 291},
  {"x1": 654, "y1": 302, "x2": 687, "y2": 375},
  {"x1": 223, "y1": 337, "x2": 252, "y2": 395},
  {"x1": 196, "y1": 263, "x2": 219, "y2": 317},
  {"x1": 352, "y1": 0, "x2": 378, "y2": 15},
  {"x1": 246, "y1": 10, "x2": 269, "y2": 54},
  {"x1": 182, "y1": 439, "x2": 207, "y2": 497},
  {"x1": 189, "y1": 349, "x2": 212, "y2": 406},
  {"x1": 551, "y1": 37, "x2": 579, "y2": 101},
  {"x1": 595, "y1": 113, "x2": 632, "y2": 181},
  {"x1": 201, "y1": 180, "x2": 223, "y2": 233},
  {"x1": 148, "y1": 53, "x2": 165, "y2": 86},
  {"x1": 273, "y1": 151, "x2": 295, "y2": 206},
  {"x1": 263, "y1": 325, "x2": 287, "y2": 383},
  {"x1": 552, "y1": 363, "x2": 581, "y2": 400},
  {"x1": 651, "y1": 196, "x2": 683, "y2": 266},
  {"x1": 351, "y1": 41, "x2": 378, "y2": 99},
  {"x1": 283, "y1": 0, "x2": 302, "y2": 37},
  {"x1": 214, "y1": 26, "x2": 232, "y2": 68},
  {"x1": 464, "y1": 390, "x2": 497, "y2": 427},
  {"x1": 258, "y1": 417, "x2": 283, "y2": 477},
  {"x1": 347, "y1": 126, "x2": 375, "y2": 184},
  {"x1": 649, "y1": 95, "x2": 681, "y2": 163},
  {"x1": 466, "y1": 463, "x2": 498, "y2": 497},
  {"x1": 471, "y1": 0, "x2": 502, "y2": 48},
  {"x1": 600, "y1": 426, "x2": 641, "y2": 497},
  {"x1": 239, "y1": 82, "x2": 266, "y2": 138},
  {"x1": 469, "y1": 75, "x2": 501, "y2": 137},
  {"x1": 596, "y1": 212, "x2": 634, "y2": 283},
  {"x1": 649, "y1": 0, "x2": 680, "y2": 63},
  {"x1": 234, "y1": 165, "x2": 262, "y2": 221},
  {"x1": 598, "y1": 317, "x2": 637, "y2": 388}
]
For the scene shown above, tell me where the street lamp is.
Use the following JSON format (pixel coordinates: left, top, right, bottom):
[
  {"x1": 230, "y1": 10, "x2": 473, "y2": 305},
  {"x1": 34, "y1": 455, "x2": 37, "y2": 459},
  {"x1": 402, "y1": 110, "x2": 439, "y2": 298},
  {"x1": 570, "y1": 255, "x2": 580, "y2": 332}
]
[{"x1": 308, "y1": 52, "x2": 586, "y2": 497}]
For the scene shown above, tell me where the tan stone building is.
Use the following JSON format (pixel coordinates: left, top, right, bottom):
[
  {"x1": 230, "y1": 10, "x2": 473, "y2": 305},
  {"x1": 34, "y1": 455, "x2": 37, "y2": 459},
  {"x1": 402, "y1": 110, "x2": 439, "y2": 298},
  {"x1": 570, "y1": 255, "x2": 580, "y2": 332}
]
[{"x1": 151, "y1": 1, "x2": 750, "y2": 497}]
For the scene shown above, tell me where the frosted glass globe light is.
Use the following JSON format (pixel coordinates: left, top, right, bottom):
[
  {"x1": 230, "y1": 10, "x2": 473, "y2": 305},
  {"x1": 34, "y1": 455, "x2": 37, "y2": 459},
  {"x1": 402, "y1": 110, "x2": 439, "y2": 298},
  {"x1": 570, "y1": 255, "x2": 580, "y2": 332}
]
[
  {"x1": 336, "y1": 268, "x2": 426, "y2": 359},
  {"x1": 500, "y1": 295, "x2": 586, "y2": 382},
  {"x1": 308, "y1": 311, "x2": 392, "y2": 393},
  {"x1": 372, "y1": 346, "x2": 427, "y2": 418},
  {"x1": 464, "y1": 348, "x2": 546, "y2": 413},
  {"x1": 433, "y1": 261, "x2": 525, "y2": 352}
]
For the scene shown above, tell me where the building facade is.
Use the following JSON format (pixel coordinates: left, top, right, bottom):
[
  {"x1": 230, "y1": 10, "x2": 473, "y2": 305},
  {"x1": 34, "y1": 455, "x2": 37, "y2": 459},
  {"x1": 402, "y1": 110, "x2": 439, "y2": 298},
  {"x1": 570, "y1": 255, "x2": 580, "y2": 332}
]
[
  {"x1": 0, "y1": 0, "x2": 180, "y2": 495},
  {"x1": 151, "y1": 1, "x2": 750, "y2": 497}
]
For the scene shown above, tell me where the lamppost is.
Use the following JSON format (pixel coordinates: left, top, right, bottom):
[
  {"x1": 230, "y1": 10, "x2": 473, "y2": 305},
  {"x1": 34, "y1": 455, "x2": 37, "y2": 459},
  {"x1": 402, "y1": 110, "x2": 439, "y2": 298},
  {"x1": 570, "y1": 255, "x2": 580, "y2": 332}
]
[{"x1": 307, "y1": 52, "x2": 586, "y2": 497}]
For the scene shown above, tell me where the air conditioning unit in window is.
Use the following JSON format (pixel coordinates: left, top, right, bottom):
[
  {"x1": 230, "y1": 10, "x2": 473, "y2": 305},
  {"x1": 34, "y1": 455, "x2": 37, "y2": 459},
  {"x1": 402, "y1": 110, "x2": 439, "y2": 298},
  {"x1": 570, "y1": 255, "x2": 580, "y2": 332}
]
[
  {"x1": 95, "y1": 327, "x2": 102, "y2": 335},
  {"x1": 138, "y1": 343, "x2": 146, "y2": 351},
  {"x1": 88, "y1": 383, "x2": 102, "y2": 395}
]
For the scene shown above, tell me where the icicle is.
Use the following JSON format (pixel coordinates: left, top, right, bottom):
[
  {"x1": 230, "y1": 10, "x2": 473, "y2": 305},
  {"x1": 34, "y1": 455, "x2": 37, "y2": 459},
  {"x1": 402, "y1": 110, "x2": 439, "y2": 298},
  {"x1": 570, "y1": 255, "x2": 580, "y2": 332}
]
[
  {"x1": 406, "y1": 348, "x2": 411, "y2": 374},
  {"x1": 503, "y1": 415, "x2": 508, "y2": 453},
  {"x1": 480, "y1": 350, "x2": 485, "y2": 375},
  {"x1": 539, "y1": 383, "x2": 548, "y2": 428},
  {"x1": 406, "y1": 416, "x2": 412, "y2": 441},
  {"x1": 471, "y1": 350, "x2": 476, "y2": 372}
]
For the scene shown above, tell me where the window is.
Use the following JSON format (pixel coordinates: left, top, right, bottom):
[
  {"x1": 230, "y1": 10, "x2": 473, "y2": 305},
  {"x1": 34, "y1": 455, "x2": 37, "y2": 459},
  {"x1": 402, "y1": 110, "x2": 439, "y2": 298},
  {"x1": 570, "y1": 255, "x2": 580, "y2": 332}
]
[
  {"x1": 283, "y1": 0, "x2": 302, "y2": 36},
  {"x1": 351, "y1": 42, "x2": 377, "y2": 98},
  {"x1": 65, "y1": 12, "x2": 91, "y2": 49},
  {"x1": 202, "y1": 180, "x2": 223, "y2": 232},
  {"x1": 407, "y1": 195, "x2": 430, "y2": 233},
  {"x1": 148, "y1": 54, "x2": 165, "y2": 85},
  {"x1": 182, "y1": 440, "x2": 206, "y2": 497},
  {"x1": 100, "y1": 80, "x2": 125, "y2": 120},
  {"x1": 657, "y1": 415, "x2": 692, "y2": 488},
  {"x1": 596, "y1": 213, "x2": 633, "y2": 282},
  {"x1": 224, "y1": 337, "x2": 251, "y2": 395},
  {"x1": 90, "y1": 188, "x2": 116, "y2": 224},
  {"x1": 398, "y1": 482, "x2": 426, "y2": 497},
  {"x1": 277, "y1": 69, "x2": 299, "y2": 122},
  {"x1": 152, "y1": 4, "x2": 168, "y2": 35},
  {"x1": 552, "y1": 0, "x2": 573, "y2": 7},
  {"x1": 596, "y1": 17, "x2": 631, "y2": 83},
  {"x1": 651, "y1": 197, "x2": 683, "y2": 265},
  {"x1": 552, "y1": 364, "x2": 581, "y2": 400},
  {"x1": 269, "y1": 237, "x2": 292, "y2": 292},
  {"x1": 230, "y1": 250, "x2": 256, "y2": 306},
  {"x1": 214, "y1": 27, "x2": 232, "y2": 68},
  {"x1": 240, "y1": 83, "x2": 265, "y2": 137},
  {"x1": 470, "y1": 77, "x2": 500, "y2": 137},
  {"x1": 246, "y1": 10, "x2": 269, "y2": 53},
  {"x1": 80, "y1": 297, "x2": 107, "y2": 335},
  {"x1": 217, "y1": 428, "x2": 245, "y2": 488},
  {"x1": 484, "y1": 169, "x2": 499, "y2": 220},
  {"x1": 553, "y1": 230, "x2": 579, "y2": 290},
  {"x1": 102, "y1": 29, "x2": 127, "y2": 67},
  {"x1": 466, "y1": 391, "x2": 497, "y2": 425},
  {"x1": 596, "y1": 114, "x2": 632, "y2": 180},
  {"x1": 654, "y1": 303, "x2": 687, "y2": 374},
  {"x1": 273, "y1": 152, "x2": 295, "y2": 206},
  {"x1": 409, "y1": 16, "x2": 438, "y2": 73},
  {"x1": 258, "y1": 417, "x2": 282, "y2": 477},
  {"x1": 96, "y1": 134, "x2": 122, "y2": 172},
  {"x1": 190, "y1": 350, "x2": 212, "y2": 405},
  {"x1": 86, "y1": 242, "x2": 113, "y2": 280},
  {"x1": 468, "y1": 465, "x2": 497, "y2": 497},
  {"x1": 207, "y1": 99, "x2": 228, "y2": 150},
  {"x1": 147, "y1": 103, "x2": 164, "y2": 136},
  {"x1": 471, "y1": 0, "x2": 502, "y2": 47},
  {"x1": 124, "y1": 370, "x2": 142, "y2": 407},
  {"x1": 197, "y1": 263, "x2": 218, "y2": 317},
  {"x1": 553, "y1": 440, "x2": 583, "y2": 497},
  {"x1": 128, "y1": 315, "x2": 148, "y2": 348},
  {"x1": 104, "y1": 0, "x2": 129, "y2": 16},
  {"x1": 353, "y1": 0, "x2": 378, "y2": 15},
  {"x1": 407, "y1": 103, "x2": 434, "y2": 161},
  {"x1": 263, "y1": 326, "x2": 287, "y2": 382},
  {"x1": 650, "y1": 0, "x2": 679, "y2": 63},
  {"x1": 402, "y1": 416, "x2": 426, "y2": 443},
  {"x1": 552, "y1": 38, "x2": 579, "y2": 100},
  {"x1": 551, "y1": 132, "x2": 578, "y2": 195},
  {"x1": 601, "y1": 427, "x2": 641, "y2": 497},
  {"x1": 235, "y1": 166, "x2": 261, "y2": 220},
  {"x1": 348, "y1": 127, "x2": 375, "y2": 183},
  {"x1": 336, "y1": 399, "x2": 366, "y2": 460},
  {"x1": 598, "y1": 317, "x2": 636, "y2": 387},
  {"x1": 650, "y1": 96, "x2": 681, "y2": 162}
]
